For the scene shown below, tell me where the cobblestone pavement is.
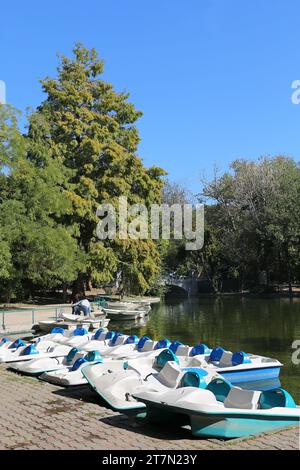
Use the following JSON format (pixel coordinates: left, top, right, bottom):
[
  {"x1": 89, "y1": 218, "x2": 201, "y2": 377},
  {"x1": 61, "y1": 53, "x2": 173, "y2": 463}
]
[{"x1": 0, "y1": 365, "x2": 298, "y2": 450}]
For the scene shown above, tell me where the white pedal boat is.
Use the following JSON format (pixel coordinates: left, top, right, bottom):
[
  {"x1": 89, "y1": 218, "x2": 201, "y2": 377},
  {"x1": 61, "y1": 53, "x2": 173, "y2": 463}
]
[
  {"x1": 51, "y1": 337, "x2": 169, "y2": 387},
  {"x1": 80, "y1": 332, "x2": 139, "y2": 353},
  {"x1": 106, "y1": 301, "x2": 150, "y2": 311},
  {"x1": 33, "y1": 328, "x2": 130, "y2": 354},
  {"x1": 0, "y1": 339, "x2": 71, "y2": 363},
  {"x1": 61, "y1": 313, "x2": 103, "y2": 326},
  {"x1": 37, "y1": 320, "x2": 88, "y2": 333},
  {"x1": 189, "y1": 346, "x2": 282, "y2": 384},
  {"x1": 79, "y1": 331, "x2": 163, "y2": 356},
  {"x1": 9, "y1": 333, "x2": 128, "y2": 377},
  {"x1": 9, "y1": 335, "x2": 157, "y2": 382},
  {"x1": 82, "y1": 339, "x2": 282, "y2": 383},
  {"x1": 133, "y1": 377, "x2": 300, "y2": 438},
  {"x1": 82, "y1": 341, "x2": 282, "y2": 411},
  {"x1": 82, "y1": 349, "x2": 219, "y2": 411},
  {"x1": 0, "y1": 337, "x2": 16, "y2": 350},
  {"x1": 31, "y1": 327, "x2": 119, "y2": 355},
  {"x1": 33, "y1": 326, "x2": 94, "y2": 347},
  {"x1": 102, "y1": 309, "x2": 147, "y2": 320},
  {"x1": 81, "y1": 336, "x2": 173, "y2": 361},
  {"x1": 10, "y1": 346, "x2": 86, "y2": 375},
  {"x1": 39, "y1": 350, "x2": 103, "y2": 386}
]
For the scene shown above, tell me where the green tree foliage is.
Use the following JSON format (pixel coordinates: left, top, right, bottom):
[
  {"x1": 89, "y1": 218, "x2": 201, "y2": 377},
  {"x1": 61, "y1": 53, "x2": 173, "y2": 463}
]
[
  {"x1": 0, "y1": 105, "x2": 83, "y2": 301},
  {"x1": 162, "y1": 157, "x2": 300, "y2": 294},
  {"x1": 196, "y1": 156, "x2": 300, "y2": 292},
  {"x1": 28, "y1": 44, "x2": 166, "y2": 295}
]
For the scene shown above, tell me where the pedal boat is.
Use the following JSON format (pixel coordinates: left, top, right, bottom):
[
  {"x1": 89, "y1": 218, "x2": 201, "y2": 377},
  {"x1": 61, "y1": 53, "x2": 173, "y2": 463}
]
[
  {"x1": 102, "y1": 308, "x2": 148, "y2": 320},
  {"x1": 82, "y1": 341, "x2": 282, "y2": 412},
  {"x1": 186, "y1": 346, "x2": 282, "y2": 384},
  {"x1": 0, "y1": 339, "x2": 71, "y2": 363},
  {"x1": 133, "y1": 377, "x2": 300, "y2": 439},
  {"x1": 10, "y1": 346, "x2": 87, "y2": 375},
  {"x1": 9, "y1": 333, "x2": 140, "y2": 376},
  {"x1": 8, "y1": 334, "x2": 155, "y2": 376},
  {"x1": 39, "y1": 350, "x2": 103, "y2": 386},
  {"x1": 82, "y1": 348, "x2": 217, "y2": 411},
  {"x1": 33, "y1": 326, "x2": 94, "y2": 347}
]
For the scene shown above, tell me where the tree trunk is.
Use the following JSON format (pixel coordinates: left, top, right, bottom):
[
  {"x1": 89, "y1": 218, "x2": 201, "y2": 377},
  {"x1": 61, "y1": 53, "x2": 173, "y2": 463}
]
[
  {"x1": 5, "y1": 286, "x2": 12, "y2": 304},
  {"x1": 285, "y1": 245, "x2": 293, "y2": 294},
  {"x1": 62, "y1": 283, "x2": 68, "y2": 302},
  {"x1": 211, "y1": 276, "x2": 220, "y2": 294},
  {"x1": 86, "y1": 271, "x2": 92, "y2": 292},
  {"x1": 72, "y1": 273, "x2": 86, "y2": 297},
  {"x1": 287, "y1": 266, "x2": 292, "y2": 294}
]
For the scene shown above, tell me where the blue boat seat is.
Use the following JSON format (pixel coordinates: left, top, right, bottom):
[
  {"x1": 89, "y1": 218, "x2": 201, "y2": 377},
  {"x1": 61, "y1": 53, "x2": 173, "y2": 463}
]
[
  {"x1": 155, "y1": 338, "x2": 171, "y2": 350},
  {"x1": 112, "y1": 334, "x2": 128, "y2": 346},
  {"x1": 104, "y1": 331, "x2": 115, "y2": 341},
  {"x1": 180, "y1": 368, "x2": 208, "y2": 389},
  {"x1": 224, "y1": 387, "x2": 262, "y2": 409},
  {"x1": 73, "y1": 327, "x2": 88, "y2": 336},
  {"x1": 71, "y1": 357, "x2": 88, "y2": 371},
  {"x1": 209, "y1": 347, "x2": 225, "y2": 362},
  {"x1": 110, "y1": 332, "x2": 123, "y2": 345},
  {"x1": 258, "y1": 388, "x2": 296, "y2": 409},
  {"x1": 125, "y1": 335, "x2": 139, "y2": 344},
  {"x1": 231, "y1": 351, "x2": 251, "y2": 366},
  {"x1": 9, "y1": 338, "x2": 25, "y2": 349},
  {"x1": 155, "y1": 349, "x2": 179, "y2": 370},
  {"x1": 93, "y1": 328, "x2": 105, "y2": 340},
  {"x1": 66, "y1": 347, "x2": 80, "y2": 363},
  {"x1": 190, "y1": 343, "x2": 210, "y2": 356},
  {"x1": 137, "y1": 336, "x2": 151, "y2": 351},
  {"x1": 51, "y1": 327, "x2": 65, "y2": 335},
  {"x1": 206, "y1": 378, "x2": 232, "y2": 402},
  {"x1": 169, "y1": 341, "x2": 183, "y2": 354},
  {"x1": 21, "y1": 344, "x2": 39, "y2": 356},
  {"x1": 85, "y1": 350, "x2": 103, "y2": 363},
  {"x1": 0, "y1": 337, "x2": 9, "y2": 344}
]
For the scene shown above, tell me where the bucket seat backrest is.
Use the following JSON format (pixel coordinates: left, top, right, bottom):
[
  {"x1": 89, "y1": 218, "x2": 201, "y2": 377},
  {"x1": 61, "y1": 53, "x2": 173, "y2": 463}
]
[
  {"x1": 206, "y1": 378, "x2": 232, "y2": 402},
  {"x1": 224, "y1": 387, "x2": 261, "y2": 410},
  {"x1": 258, "y1": 388, "x2": 296, "y2": 409},
  {"x1": 176, "y1": 345, "x2": 191, "y2": 356},
  {"x1": 157, "y1": 361, "x2": 181, "y2": 387},
  {"x1": 219, "y1": 351, "x2": 233, "y2": 367},
  {"x1": 180, "y1": 368, "x2": 208, "y2": 389}
]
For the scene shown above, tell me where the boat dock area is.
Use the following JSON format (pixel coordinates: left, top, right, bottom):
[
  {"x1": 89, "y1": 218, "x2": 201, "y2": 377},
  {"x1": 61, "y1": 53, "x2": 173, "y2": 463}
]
[{"x1": 0, "y1": 365, "x2": 298, "y2": 451}]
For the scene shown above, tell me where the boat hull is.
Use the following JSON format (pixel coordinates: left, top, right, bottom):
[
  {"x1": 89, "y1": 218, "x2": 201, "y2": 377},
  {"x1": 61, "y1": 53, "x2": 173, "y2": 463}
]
[
  {"x1": 220, "y1": 366, "x2": 281, "y2": 384},
  {"x1": 189, "y1": 414, "x2": 299, "y2": 438},
  {"x1": 143, "y1": 401, "x2": 299, "y2": 439}
]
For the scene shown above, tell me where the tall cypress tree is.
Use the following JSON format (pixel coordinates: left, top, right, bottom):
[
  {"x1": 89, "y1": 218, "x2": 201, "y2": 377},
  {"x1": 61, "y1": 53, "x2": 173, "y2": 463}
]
[{"x1": 28, "y1": 44, "x2": 166, "y2": 294}]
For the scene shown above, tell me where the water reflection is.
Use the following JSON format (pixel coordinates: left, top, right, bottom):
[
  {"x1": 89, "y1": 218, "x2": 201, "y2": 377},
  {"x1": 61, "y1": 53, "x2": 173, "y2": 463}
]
[
  {"x1": 112, "y1": 297, "x2": 300, "y2": 402},
  {"x1": 109, "y1": 314, "x2": 151, "y2": 330}
]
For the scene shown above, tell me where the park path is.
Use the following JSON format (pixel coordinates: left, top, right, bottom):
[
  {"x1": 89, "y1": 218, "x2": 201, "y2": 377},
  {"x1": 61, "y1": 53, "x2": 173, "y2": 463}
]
[
  {"x1": 0, "y1": 305, "x2": 73, "y2": 334},
  {"x1": 0, "y1": 365, "x2": 298, "y2": 450}
]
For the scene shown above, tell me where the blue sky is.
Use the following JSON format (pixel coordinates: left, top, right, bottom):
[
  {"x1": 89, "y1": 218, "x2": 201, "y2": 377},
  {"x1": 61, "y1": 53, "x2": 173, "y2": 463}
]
[{"x1": 1, "y1": 0, "x2": 300, "y2": 193}]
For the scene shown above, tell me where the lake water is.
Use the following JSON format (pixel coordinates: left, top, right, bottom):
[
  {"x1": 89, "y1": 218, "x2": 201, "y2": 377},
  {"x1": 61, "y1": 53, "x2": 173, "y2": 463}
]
[{"x1": 110, "y1": 296, "x2": 300, "y2": 403}]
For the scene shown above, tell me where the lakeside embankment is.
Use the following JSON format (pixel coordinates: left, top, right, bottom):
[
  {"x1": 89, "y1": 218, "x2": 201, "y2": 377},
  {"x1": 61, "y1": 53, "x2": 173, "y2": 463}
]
[
  {"x1": 0, "y1": 365, "x2": 298, "y2": 450},
  {"x1": 0, "y1": 295, "x2": 160, "y2": 334}
]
